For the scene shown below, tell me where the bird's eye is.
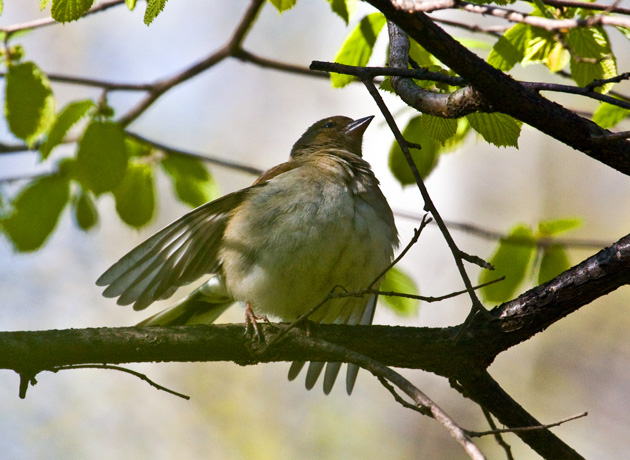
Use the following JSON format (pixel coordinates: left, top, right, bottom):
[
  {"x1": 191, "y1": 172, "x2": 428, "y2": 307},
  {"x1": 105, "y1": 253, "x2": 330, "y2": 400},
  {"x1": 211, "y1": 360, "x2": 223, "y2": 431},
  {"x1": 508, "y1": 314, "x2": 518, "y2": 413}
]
[{"x1": 323, "y1": 121, "x2": 335, "y2": 129}]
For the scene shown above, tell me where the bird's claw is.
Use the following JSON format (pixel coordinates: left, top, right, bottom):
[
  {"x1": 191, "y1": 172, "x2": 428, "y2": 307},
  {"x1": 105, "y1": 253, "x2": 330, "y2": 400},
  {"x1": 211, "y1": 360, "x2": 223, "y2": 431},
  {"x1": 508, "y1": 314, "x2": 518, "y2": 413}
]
[{"x1": 244, "y1": 303, "x2": 268, "y2": 343}]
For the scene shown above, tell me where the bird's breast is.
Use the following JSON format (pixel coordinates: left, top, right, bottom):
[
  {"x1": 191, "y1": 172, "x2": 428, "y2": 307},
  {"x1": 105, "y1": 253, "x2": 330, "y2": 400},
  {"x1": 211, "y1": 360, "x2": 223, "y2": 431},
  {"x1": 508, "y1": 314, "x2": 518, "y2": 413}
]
[{"x1": 219, "y1": 161, "x2": 397, "y2": 323}]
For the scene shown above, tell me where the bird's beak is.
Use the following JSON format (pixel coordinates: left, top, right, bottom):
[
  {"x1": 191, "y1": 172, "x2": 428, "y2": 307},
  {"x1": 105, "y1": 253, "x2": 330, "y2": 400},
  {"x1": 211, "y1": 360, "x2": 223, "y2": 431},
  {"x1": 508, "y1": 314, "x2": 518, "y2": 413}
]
[{"x1": 344, "y1": 116, "x2": 374, "y2": 141}]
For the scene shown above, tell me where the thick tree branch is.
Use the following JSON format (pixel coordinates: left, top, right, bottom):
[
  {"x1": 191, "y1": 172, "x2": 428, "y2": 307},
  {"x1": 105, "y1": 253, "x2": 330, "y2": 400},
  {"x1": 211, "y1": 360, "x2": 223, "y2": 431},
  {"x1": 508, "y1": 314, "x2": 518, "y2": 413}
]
[{"x1": 365, "y1": 0, "x2": 630, "y2": 176}]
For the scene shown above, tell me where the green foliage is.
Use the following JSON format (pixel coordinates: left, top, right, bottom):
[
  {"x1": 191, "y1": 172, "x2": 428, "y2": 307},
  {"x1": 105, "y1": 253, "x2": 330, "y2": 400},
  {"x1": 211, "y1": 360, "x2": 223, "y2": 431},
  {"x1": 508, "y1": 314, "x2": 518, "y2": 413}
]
[
  {"x1": 538, "y1": 217, "x2": 582, "y2": 236},
  {"x1": 421, "y1": 114, "x2": 458, "y2": 145},
  {"x1": 161, "y1": 154, "x2": 219, "y2": 207},
  {"x1": 592, "y1": 101, "x2": 630, "y2": 129},
  {"x1": 389, "y1": 116, "x2": 440, "y2": 185},
  {"x1": 326, "y1": 0, "x2": 356, "y2": 24},
  {"x1": 331, "y1": 12, "x2": 386, "y2": 88},
  {"x1": 39, "y1": 99, "x2": 94, "y2": 160},
  {"x1": 268, "y1": 0, "x2": 297, "y2": 13},
  {"x1": 113, "y1": 161, "x2": 155, "y2": 228},
  {"x1": 538, "y1": 244, "x2": 570, "y2": 285},
  {"x1": 144, "y1": 0, "x2": 167, "y2": 25},
  {"x1": 480, "y1": 225, "x2": 536, "y2": 304},
  {"x1": 467, "y1": 112, "x2": 522, "y2": 148},
  {"x1": 4, "y1": 61, "x2": 56, "y2": 145},
  {"x1": 125, "y1": 0, "x2": 137, "y2": 10},
  {"x1": 487, "y1": 23, "x2": 529, "y2": 71},
  {"x1": 523, "y1": 29, "x2": 569, "y2": 73},
  {"x1": 50, "y1": 0, "x2": 94, "y2": 23},
  {"x1": 480, "y1": 218, "x2": 582, "y2": 303},
  {"x1": 567, "y1": 26, "x2": 616, "y2": 92},
  {"x1": 1, "y1": 173, "x2": 70, "y2": 251},
  {"x1": 73, "y1": 189, "x2": 98, "y2": 231},
  {"x1": 380, "y1": 266, "x2": 420, "y2": 317},
  {"x1": 76, "y1": 121, "x2": 128, "y2": 195}
]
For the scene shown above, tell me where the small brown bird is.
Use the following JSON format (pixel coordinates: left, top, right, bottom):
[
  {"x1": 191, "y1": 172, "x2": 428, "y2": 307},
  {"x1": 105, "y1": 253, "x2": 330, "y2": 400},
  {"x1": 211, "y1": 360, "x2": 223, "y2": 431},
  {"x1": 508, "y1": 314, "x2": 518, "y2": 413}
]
[{"x1": 97, "y1": 115, "x2": 399, "y2": 394}]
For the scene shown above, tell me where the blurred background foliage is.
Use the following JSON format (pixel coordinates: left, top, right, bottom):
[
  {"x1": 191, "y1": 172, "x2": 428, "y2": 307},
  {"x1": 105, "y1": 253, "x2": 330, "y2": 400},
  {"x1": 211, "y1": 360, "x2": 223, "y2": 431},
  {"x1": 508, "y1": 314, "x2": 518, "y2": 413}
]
[{"x1": 1, "y1": 1, "x2": 630, "y2": 459}]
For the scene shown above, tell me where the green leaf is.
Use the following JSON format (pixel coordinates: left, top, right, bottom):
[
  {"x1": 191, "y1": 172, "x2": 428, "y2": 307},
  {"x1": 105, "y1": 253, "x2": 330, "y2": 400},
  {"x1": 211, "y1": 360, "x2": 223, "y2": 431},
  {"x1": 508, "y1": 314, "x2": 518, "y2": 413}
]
[
  {"x1": 389, "y1": 116, "x2": 440, "y2": 185},
  {"x1": 467, "y1": 112, "x2": 522, "y2": 148},
  {"x1": 76, "y1": 121, "x2": 128, "y2": 195},
  {"x1": 161, "y1": 154, "x2": 219, "y2": 207},
  {"x1": 5, "y1": 61, "x2": 56, "y2": 145},
  {"x1": 537, "y1": 244, "x2": 570, "y2": 284},
  {"x1": 125, "y1": 0, "x2": 137, "y2": 10},
  {"x1": 144, "y1": 0, "x2": 167, "y2": 25},
  {"x1": 487, "y1": 23, "x2": 530, "y2": 71},
  {"x1": 409, "y1": 39, "x2": 436, "y2": 67},
  {"x1": 443, "y1": 117, "x2": 471, "y2": 152},
  {"x1": 537, "y1": 217, "x2": 582, "y2": 237},
  {"x1": 331, "y1": 12, "x2": 386, "y2": 88},
  {"x1": 617, "y1": 26, "x2": 630, "y2": 41},
  {"x1": 74, "y1": 189, "x2": 98, "y2": 230},
  {"x1": 380, "y1": 267, "x2": 420, "y2": 317},
  {"x1": 567, "y1": 26, "x2": 616, "y2": 91},
  {"x1": 40, "y1": 0, "x2": 51, "y2": 11},
  {"x1": 421, "y1": 115, "x2": 458, "y2": 145},
  {"x1": 51, "y1": 0, "x2": 94, "y2": 23},
  {"x1": 1, "y1": 174, "x2": 70, "y2": 251},
  {"x1": 113, "y1": 161, "x2": 155, "y2": 228},
  {"x1": 268, "y1": 0, "x2": 297, "y2": 12},
  {"x1": 326, "y1": 0, "x2": 356, "y2": 24},
  {"x1": 0, "y1": 0, "x2": 4, "y2": 15},
  {"x1": 480, "y1": 224, "x2": 536, "y2": 304},
  {"x1": 592, "y1": 101, "x2": 630, "y2": 129},
  {"x1": 39, "y1": 99, "x2": 94, "y2": 160}
]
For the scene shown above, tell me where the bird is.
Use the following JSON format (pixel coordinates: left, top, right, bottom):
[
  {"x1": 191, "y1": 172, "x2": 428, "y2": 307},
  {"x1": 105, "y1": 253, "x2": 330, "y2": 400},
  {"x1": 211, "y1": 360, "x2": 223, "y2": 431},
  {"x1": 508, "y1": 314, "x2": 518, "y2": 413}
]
[{"x1": 96, "y1": 115, "x2": 399, "y2": 394}]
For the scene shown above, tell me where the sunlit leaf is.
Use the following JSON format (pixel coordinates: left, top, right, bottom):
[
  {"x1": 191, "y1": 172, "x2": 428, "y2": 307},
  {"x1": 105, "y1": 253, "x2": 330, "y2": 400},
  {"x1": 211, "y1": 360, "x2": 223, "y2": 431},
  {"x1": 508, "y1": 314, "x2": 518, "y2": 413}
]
[
  {"x1": 538, "y1": 244, "x2": 570, "y2": 284},
  {"x1": 144, "y1": 0, "x2": 167, "y2": 25},
  {"x1": 593, "y1": 101, "x2": 630, "y2": 129},
  {"x1": 2, "y1": 174, "x2": 70, "y2": 251},
  {"x1": 567, "y1": 26, "x2": 616, "y2": 92},
  {"x1": 480, "y1": 224, "x2": 535, "y2": 304},
  {"x1": 326, "y1": 0, "x2": 356, "y2": 24},
  {"x1": 421, "y1": 115, "x2": 458, "y2": 145},
  {"x1": 51, "y1": 0, "x2": 94, "y2": 23},
  {"x1": 487, "y1": 23, "x2": 529, "y2": 70},
  {"x1": 467, "y1": 112, "x2": 522, "y2": 148},
  {"x1": 538, "y1": 217, "x2": 582, "y2": 237},
  {"x1": 331, "y1": 12, "x2": 386, "y2": 87},
  {"x1": 380, "y1": 267, "x2": 420, "y2": 317},
  {"x1": 74, "y1": 189, "x2": 98, "y2": 230},
  {"x1": 40, "y1": 99, "x2": 94, "y2": 160},
  {"x1": 113, "y1": 161, "x2": 155, "y2": 228},
  {"x1": 389, "y1": 116, "x2": 440, "y2": 185},
  {"x1": 5, "y1": 61, "x2": 56, "y2": 145},
  {"x1": 268, "y1": 0, "x2": 297, "y2": 12},
  {"x1": 76, "y1": 121, "x2": 128, "y2": 195},
  {"x1": 161, "y1": 154, "x2": 219, "y2": 207}
]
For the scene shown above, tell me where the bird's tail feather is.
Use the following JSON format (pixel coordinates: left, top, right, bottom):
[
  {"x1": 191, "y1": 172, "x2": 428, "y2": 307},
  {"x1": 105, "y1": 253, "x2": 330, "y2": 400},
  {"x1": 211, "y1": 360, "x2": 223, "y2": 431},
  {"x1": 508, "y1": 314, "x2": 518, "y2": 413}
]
[{"x1": 137, "y1": 288, "x2": 233, "y2": 326}]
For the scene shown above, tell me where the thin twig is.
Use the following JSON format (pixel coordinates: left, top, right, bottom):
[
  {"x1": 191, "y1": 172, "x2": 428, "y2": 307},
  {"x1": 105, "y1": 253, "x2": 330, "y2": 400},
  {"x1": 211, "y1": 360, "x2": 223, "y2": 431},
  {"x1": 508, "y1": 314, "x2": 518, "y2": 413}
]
[
  {"x1": 377, "y1": 376, "x2": 432, "y2": 416},
  {"x1": 480, "y1": 408, "x2": 515, "y2": 460},
  {"x1": 52, "y1": 364, "x2": 191, "y2": 400},
  {"x1": 466, "y1": 412, "x2": 588, "y2": 437}
]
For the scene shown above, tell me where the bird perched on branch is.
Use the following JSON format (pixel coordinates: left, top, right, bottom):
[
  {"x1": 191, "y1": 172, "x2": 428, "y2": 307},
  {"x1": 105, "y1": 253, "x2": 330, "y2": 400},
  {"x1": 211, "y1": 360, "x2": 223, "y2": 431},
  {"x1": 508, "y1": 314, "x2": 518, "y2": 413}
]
[{"x1": 97, "y1": 115, "x2": 399, "y2": 394}]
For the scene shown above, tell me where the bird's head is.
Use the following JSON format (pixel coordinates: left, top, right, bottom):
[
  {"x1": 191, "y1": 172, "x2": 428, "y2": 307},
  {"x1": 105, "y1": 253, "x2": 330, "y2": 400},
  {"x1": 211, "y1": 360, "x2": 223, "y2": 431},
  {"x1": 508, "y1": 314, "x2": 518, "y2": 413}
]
[{"x1": 290, "y1": 115, "x2": 374, "y2": 159}]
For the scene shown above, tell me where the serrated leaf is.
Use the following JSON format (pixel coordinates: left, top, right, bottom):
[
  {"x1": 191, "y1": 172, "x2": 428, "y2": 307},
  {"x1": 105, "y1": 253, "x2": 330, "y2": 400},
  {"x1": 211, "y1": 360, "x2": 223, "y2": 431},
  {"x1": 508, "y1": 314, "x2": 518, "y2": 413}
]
[
  {"x1": 331, "y1": 12, "x2": 386, "y2": 88},
  {"x1": 567, "y1": 26, "x2": 616, "y2": 92},
  {"x1": 161, "y1": 154, "x2": 219, "y2": 207},
  {"x1": 326, "y1": 0, "x2": 356, "y2": 24},
  {"x1": 487, "y1": 23, "x2": 530, "y2": 71},
  {"x1": 76, "y1": 121, "x2": 128, "y2": 195},
  {"x1": 51, "y1": 0, "x2": 94, "y2": 23},
  {"x1": 592, "y1": 100, "x2": 630, "y2": 129},
  {"x1": 537, "y1": 217, "x2": 582, "y2": 236},
  {"x1": 144, "y1": 0, "x2": 167, "y2": 25},
  {"x1": 389, "y1": 116, "x2": 440, "y2": 185},
  {"x1": 5, "y1": 61, "x2": 56, "y2": 145},
  {"x1": 545, "y1": 41, "x2": 569, "y2": 73},
  {"x1": 40, "y1": 0, "x2": 51, "y2": 11},
  {"x1": 1, "y1": 174, "x2": 69, "y2": 251},
  {"x1": 74, "y1": 189, "x2": 98, "y2": 230},
  {"x1": 617, "y1": 26, "x2": 630, "y2": 41},
  {"x1": 467, "y1": 112, "x2": 522, "y2": 148},
  {"x1": 268, "y1": 0, "x2": 297, "y2": 12},
  {"x1": 380, "y1": 267, "x2": 420, "y2": 317},
  {"x1": 40, "y1": 99, "x2": 94, "y2": 160},
  {"x1": 113, "y1": 161, "x2": 155, "y2": 228},
  {"x1": 480, "y1": 224, "x2": 535, "y2": 304},
  {"x1": 421, "y1": 115, "x2": 458, "y2": 145},
  {"x1": 443, "y1": 117, "x2": 471, "y2": 152},
  {"x1": 538, "y1": 244, "x2": 570, "y2": 284}
]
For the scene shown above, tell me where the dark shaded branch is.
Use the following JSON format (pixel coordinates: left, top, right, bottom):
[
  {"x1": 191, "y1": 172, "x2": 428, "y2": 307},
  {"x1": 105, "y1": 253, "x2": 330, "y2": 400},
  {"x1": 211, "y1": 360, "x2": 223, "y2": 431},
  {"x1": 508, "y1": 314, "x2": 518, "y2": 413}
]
[{"x1": 366, "y1": 1, "x2": 630, "y2": 176}]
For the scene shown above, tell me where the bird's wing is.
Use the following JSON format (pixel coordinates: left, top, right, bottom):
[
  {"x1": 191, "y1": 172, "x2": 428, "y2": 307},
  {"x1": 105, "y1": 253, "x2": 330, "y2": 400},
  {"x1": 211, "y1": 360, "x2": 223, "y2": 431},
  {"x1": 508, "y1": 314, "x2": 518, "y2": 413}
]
[{"x1": 96, "y1": 188, "x2": 251, "y2": 311}]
